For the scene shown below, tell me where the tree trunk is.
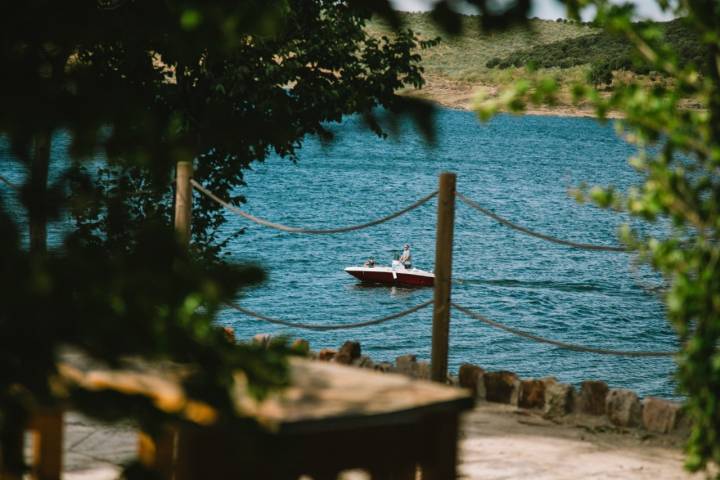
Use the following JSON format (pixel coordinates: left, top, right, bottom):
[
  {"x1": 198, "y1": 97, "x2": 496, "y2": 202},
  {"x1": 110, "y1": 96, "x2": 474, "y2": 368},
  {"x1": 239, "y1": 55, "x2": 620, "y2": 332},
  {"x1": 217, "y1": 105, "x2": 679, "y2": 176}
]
[{"x1": 29, "y1": 131, "x2": 51, "y2": 256}]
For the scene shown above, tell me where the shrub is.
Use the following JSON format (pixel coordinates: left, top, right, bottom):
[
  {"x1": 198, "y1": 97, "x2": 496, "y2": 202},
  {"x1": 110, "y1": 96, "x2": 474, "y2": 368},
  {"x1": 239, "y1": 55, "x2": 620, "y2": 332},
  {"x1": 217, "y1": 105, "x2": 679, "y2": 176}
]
[
  {"x1": 587, "y1": 61, "x2": 613, "y2": 86},
  {"x1": 486, "y1": 57, "x2": 501, "y2": 68}
]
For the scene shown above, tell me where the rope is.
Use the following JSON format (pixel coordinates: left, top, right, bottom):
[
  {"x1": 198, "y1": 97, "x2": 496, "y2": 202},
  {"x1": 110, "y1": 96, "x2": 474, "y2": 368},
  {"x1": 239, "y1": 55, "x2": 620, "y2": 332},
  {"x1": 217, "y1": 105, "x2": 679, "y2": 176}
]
[
  {"x1": 0, "y1": 175, "x2": 20, "y2": 191},
  {"x1": 451, "y1": 302, "x2": 675, "y2": 357},
  {"x1": 628, "y1": 259, "x2": 668, "y2": 297},
  {"x1": 97, "y1": 0, "x2": 128, "y2": 9},
  {"x1": 226, "y1": 299, "x2": 433, "y2": 330},
  {"x1": 456, "y1": 193, "x2": 627, "y2": 252},
  {"x1": 192, "y1": 179, "x2": 438, "y2": 234}
]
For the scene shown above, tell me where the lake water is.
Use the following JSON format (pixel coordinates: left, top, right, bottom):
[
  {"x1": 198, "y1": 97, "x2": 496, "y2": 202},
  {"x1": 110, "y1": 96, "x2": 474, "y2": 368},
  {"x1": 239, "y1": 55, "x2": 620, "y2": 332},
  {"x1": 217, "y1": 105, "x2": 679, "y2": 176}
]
[{"x1": 1, "y1": 108, "x2": 679, "y2": 398}]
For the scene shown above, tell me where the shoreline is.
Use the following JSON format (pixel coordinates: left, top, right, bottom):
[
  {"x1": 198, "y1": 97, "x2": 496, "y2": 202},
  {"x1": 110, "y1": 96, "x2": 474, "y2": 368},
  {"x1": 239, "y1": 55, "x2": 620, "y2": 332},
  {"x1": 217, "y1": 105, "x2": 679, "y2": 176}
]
[
  {"x1": 402, "y1": 85, "x2": 624, "y2": 120},
  {"x1": 406, "y1": 80, "x2": 702, "y2": 119}
]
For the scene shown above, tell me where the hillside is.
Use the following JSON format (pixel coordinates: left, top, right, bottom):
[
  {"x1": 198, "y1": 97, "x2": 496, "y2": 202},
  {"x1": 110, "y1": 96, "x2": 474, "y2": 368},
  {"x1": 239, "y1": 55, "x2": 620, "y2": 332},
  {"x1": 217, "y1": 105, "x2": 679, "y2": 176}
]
[
  {"x1": 485, "y1": 19, "x2": 705, "y2": 76},
  {"x1": 368, "y1": 13, "x2": 701, "y2": 115},
  {"x1": 368, "y1": 14, "x2": 595, "y2": 85}
]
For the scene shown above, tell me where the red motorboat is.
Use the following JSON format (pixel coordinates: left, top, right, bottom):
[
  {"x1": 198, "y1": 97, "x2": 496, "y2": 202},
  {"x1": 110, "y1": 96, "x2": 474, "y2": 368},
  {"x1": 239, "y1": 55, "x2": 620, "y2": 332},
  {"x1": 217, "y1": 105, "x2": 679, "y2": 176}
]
[{"x1": 345, "y1": 260, "x2": 434, "y2": 287}]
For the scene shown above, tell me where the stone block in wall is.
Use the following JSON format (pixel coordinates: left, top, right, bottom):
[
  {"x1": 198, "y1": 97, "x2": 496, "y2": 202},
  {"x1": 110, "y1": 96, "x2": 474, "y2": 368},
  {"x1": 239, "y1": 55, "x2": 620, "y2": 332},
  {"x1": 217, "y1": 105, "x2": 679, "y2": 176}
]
[
  {"x1": 392, "y1": 356, "x2": 430, "y2": 380},
  {"x1": 606, "y1": 389, "x2": 642, "y2": 427},
  {"x1": 675, "y1": 408, "x2": 692, "y2": 436},
  {"x1": 543, "y1": 382, "x2": 574, "y2": 418},
  {"x1": 518, "y1": 379, "x2": 545, "y2": 409},
  {"x1": 577, "y1": 380, "x2": 609, "y2": 415},
  {"x1": 642, "y1": 397, "x2": 682, "y2": 433},
  {"x1": 395, "y1": 354, "x2": 418, "y2": 376},
  {"x1": 252, "y1": 333, "x2": 272, "y2": 347},
  {"x1": 318, "y1": 348, "x2": 337, "y2": 362},
  {"x1": 374, "y1": 362, "x2": 393, "y2": 373},
  {"x1": 484, "y1": 371, "x2": 520, "y2": 404},
  {"x1": 414, "y1": 361, "x2": 431, "y2": 380},
  {"x1": 335, "y1": 341, "x2": 361, "y2": 364},
  {"x1": 352, "y1": 355, "x2": 374, "y2": 369},
  {"x1": 459, "y1": 364, "x2": 486, "y2": 399},
  {"x1": 222, "y1": 326, "x2": 236, "y2": 343}
]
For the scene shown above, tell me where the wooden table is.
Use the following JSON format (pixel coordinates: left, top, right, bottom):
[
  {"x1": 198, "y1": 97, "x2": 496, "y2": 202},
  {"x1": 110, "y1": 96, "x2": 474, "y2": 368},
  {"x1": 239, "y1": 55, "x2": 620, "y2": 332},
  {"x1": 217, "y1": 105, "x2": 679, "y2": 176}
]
[
  {"x1": 167, "y1": 359, "x2": 474, "y2": 480},
  {"x1": 13, "y1": 358, "x2": 474, "y2": 480}
]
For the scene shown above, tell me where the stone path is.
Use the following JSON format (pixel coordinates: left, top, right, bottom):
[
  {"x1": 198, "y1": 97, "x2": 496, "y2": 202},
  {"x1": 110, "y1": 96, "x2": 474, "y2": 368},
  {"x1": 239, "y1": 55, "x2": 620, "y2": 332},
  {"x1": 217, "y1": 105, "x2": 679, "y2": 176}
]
[
  {"x1": 57, "y1": 403, "x2": 700, "y2": 479},
  {"x1": 61, "y1": 413, "x2": 135, "y2": 480}
]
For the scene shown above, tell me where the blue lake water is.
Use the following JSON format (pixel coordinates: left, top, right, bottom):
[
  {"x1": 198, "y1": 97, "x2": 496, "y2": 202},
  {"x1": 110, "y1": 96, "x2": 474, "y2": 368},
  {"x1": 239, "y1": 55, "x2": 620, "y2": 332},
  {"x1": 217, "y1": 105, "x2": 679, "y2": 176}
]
[{"x1": 1, "y1": 108, "x2": 679, "y2": 398}]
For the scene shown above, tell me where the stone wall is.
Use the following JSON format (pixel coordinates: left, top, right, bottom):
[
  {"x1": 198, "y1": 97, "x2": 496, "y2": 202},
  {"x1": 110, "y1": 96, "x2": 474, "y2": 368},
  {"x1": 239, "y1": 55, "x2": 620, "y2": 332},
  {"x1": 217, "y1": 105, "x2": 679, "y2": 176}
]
[
  {"x1": 463, "y1": 366, "x2": 688, "y2": 435},
  {"x1": 252, "y1": 334, "x2": 688, "y2": 436}
]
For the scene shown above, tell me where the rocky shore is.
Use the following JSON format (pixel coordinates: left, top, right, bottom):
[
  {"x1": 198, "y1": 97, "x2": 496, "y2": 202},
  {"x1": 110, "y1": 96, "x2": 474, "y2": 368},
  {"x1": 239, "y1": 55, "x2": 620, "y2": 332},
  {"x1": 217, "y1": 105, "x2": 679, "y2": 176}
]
[{"x1": 262, "y1": 335, "x2": 689, "y2": 438}]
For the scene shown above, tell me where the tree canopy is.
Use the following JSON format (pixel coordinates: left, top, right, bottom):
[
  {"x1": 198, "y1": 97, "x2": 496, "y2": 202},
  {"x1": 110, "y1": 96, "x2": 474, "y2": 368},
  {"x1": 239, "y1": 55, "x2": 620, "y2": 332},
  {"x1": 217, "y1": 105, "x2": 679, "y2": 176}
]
[
  {"x1": 476, "y1": 0, "x2": 720, "y2": 474},
  {"x1": 0, "y1": 1, "x2": 437, "y2": 476},
  {"x1": 63, "y1": 0, "x2": 438, "y2": 262}
]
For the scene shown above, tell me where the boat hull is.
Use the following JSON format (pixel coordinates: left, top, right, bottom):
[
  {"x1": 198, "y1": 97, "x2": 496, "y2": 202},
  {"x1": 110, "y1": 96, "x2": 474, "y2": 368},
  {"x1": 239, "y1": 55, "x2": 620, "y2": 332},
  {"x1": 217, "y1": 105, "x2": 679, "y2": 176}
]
[{"x1": 344, "y1": 266, "x2": 434, "y2": 287}]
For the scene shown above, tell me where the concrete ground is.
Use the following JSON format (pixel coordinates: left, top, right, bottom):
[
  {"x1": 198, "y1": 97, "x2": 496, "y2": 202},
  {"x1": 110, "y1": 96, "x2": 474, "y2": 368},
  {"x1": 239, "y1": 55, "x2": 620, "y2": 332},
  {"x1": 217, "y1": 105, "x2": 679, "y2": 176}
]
[
  {"x1": 54, "y1": 403, "x2": 701, "y2": 480},
  {"x1": 58, "y1": 413, "x2": 135, "y2": 480},
  {"x1": 458, "y1": 402, "x2": 700, "y2": 480}
]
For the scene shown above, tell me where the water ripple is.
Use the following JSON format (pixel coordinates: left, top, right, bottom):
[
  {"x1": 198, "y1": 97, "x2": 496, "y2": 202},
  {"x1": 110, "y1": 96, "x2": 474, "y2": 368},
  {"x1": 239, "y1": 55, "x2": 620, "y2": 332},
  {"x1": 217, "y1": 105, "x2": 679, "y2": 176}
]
[
  {"x1": 214, "y1": 111, "x2": 677, "y2": 398},
  {"x1": 1, "y1": 110, "x2": 678, "y2": 398}
]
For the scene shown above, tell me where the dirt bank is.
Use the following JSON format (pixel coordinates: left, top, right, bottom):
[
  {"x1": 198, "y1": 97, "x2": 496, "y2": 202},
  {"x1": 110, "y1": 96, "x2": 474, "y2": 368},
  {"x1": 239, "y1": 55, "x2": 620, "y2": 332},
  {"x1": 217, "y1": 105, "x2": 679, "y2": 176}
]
[{"x1": 402, "y1": 76, "x2": 623, "y2": 118}]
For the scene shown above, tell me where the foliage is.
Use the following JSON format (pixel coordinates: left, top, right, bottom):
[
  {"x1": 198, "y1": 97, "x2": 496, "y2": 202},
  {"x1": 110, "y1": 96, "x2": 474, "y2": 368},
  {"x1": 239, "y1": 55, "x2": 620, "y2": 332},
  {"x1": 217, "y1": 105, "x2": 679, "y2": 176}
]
[
  {"x1": 69, "y1": 1, "x2": 438, "y2": 263},
  {"x1": 475, "y1": 1, "x2": 720, "y2": 474},
  {"x1": 0, "y1": 0, "x2": 435, "y2": 475},
  {"x1": 587, "y1": 60, "x2": 616, "y2": 86},
  {"x1": 368, "y1": 13, "x2": 592, "y2": 82},
  {"x1": 485, "y1": 19, "x2": 706, "y2": 76}
]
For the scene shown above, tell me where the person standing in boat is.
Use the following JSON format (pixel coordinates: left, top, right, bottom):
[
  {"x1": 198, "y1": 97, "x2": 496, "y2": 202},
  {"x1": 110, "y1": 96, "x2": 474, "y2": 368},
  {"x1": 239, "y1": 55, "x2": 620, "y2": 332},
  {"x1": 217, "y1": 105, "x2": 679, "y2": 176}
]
[{"x1": 399, "y1": 244, "x2": 412, "y2": 269}]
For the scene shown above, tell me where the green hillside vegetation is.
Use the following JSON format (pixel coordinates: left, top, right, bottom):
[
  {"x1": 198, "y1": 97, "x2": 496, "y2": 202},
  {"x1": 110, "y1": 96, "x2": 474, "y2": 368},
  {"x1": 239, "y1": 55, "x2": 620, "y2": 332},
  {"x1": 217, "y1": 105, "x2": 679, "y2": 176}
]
[
  {"x1": 368, "y1": 13, "x2": 703, "y2": 111},
  {"x1": 367, "y1": 13, "x2": 594, "y2": 83},
  {"x1": 486, "y1": 19, "x2": 706, "y2": 85}
]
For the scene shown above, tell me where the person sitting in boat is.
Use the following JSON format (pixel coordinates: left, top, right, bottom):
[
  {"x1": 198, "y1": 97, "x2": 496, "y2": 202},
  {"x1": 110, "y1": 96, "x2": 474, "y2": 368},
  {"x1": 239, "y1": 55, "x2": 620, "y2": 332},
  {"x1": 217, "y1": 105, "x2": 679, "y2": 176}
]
[
  {"x1": 399, "y1": 244, "x2": 412, "y2": 269},
  {"x1": 364, "y1": 257, "x2": 376, "y2": 268}
]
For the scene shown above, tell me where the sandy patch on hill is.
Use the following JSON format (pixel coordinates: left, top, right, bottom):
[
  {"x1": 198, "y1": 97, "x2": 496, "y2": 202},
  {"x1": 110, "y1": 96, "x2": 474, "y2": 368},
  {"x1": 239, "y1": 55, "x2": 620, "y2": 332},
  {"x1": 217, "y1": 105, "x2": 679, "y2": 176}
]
[{"x1": 402, "y1": 76, "x2": 623, "y2": 119}]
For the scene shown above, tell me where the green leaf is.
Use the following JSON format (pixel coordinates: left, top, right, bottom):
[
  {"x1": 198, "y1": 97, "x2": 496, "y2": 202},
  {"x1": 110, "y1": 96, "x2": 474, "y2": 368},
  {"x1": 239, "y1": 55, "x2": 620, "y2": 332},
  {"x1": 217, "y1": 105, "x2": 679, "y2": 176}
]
[{"x1": 180, "y1": 9, "x2": 203, "y2": 31}]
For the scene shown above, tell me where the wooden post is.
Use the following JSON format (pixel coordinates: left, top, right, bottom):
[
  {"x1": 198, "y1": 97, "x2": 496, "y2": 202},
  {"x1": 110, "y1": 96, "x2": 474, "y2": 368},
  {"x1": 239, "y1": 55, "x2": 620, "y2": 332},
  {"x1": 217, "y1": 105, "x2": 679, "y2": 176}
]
[
  {"x1": 431, "y1": 172, "x2": 456, "y2": 383},
  {"x1": 419, "y1": 413, "x2": 459, "y2": 480},
  {"x1": 0, "y1": 427, "x2": 24, "y2": 480},
  {"x1": 29, "y1": 131, "x2": 51, "y2": 256},
  {"x1": 142, "y1": 159, "x2": 191, "y2": 479},
  {"x1": 30, "y1": 409, "x2": 63, "y2": 480},
  {"x1": 174, "y1": 161, "x2": 193, "y2": 247},
  {"x1": 139, "y1": 429, "x2": 176, "y2": 480}
]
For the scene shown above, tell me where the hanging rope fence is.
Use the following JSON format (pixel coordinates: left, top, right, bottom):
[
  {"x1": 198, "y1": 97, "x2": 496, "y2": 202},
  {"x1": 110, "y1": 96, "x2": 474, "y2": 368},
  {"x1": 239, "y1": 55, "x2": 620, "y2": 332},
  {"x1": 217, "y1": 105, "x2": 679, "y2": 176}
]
[
  {"x1": 192, "y1": 179, "x2": 438, "y2": 234},
  {"x1": 628, "y1": 259, "x2": 669, "y2": 297},
  {"x1": 226, "y1": 299, "x2": 433, "y2": 331},
  {"x1": 194, "y1": 178, "x2": 674, "y2": 354},
  {"x1": 456, "y1": 192, "x2": 627, "y2": 252},
  {"x1": 0, "y1": 175, "x2": 20, "y2": 191},
  {"x1": 451, "y1": 302, "x2": 675, "y2": 357}
]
